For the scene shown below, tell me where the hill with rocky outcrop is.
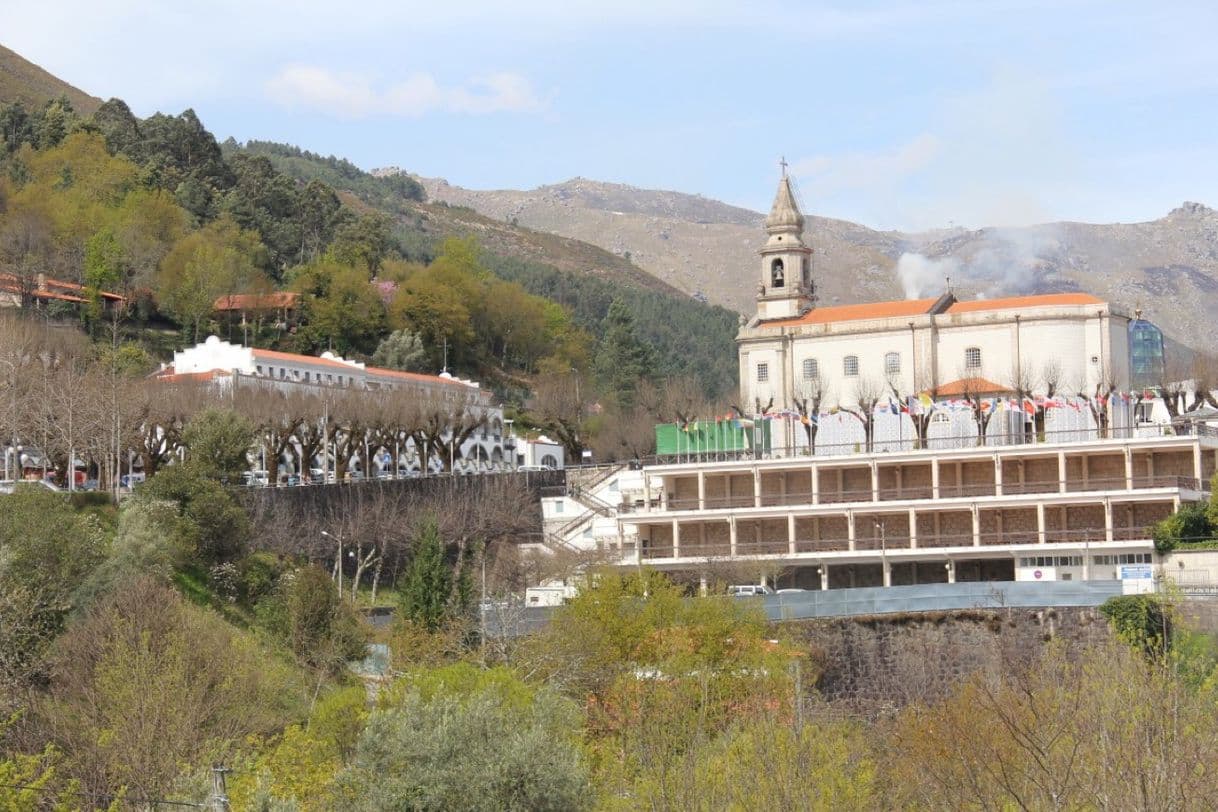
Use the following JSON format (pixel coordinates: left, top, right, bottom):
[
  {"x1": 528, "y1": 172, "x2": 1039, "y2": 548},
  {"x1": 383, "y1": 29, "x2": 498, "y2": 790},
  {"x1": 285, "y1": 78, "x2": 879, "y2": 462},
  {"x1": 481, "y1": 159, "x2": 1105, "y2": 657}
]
[{"x1": 415, "y1": 175, "x2": 1218, "y2": 352}]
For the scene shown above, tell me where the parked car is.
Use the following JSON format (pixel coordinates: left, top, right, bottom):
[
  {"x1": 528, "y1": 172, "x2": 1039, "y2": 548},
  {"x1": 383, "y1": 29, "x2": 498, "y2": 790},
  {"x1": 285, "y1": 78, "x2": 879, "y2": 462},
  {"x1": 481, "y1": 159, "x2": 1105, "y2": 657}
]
[
  {"x1": 728, "y1": 584, "x2": 774, "y2": 598},
  {"x1": 241, "y1": 470, "x2": 270, "y2": 487},
  {"x1": 119, "y1": 472, "x2": 146, "y2": 489},
  {"x1": 284, "y1": 474, "x2": 302, "y2": 486}
]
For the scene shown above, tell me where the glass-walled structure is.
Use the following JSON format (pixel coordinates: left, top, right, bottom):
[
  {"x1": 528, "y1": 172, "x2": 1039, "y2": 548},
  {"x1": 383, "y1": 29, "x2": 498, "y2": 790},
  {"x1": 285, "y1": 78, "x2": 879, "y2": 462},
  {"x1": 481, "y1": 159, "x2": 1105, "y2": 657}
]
[{"x1": 1129, "y1": 316, "x2": 1165, "y2": 391}]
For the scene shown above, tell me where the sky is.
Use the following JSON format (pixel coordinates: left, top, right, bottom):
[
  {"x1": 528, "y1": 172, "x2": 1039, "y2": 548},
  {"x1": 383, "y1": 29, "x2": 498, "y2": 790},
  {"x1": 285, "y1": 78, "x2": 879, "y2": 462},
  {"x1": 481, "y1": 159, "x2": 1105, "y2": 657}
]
[{"x1": 6, "y1": 1, "x2": 1218, "y2": 231}]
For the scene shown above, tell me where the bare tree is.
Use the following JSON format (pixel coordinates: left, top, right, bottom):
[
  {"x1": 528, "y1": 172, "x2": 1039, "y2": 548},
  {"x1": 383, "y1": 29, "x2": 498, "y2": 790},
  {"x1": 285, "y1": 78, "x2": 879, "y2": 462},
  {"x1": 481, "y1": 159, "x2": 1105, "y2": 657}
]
[
  {"x1": 529, "y1": 369, "x2": 588, "y2": 460},
  {"x1": 842, "y1": 377, "x2": 884, "y2": 452}
]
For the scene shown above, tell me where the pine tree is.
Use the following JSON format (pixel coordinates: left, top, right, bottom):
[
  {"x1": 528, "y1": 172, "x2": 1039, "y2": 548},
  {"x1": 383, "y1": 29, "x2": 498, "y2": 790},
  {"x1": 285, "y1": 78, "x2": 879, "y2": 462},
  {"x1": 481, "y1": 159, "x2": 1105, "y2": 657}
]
[
  {"x1": 594, "y1": 298, "x2": 656, "y2": 411},
  {"x1": 399, "y1": 518, "x2": 451, "y2": 631}
]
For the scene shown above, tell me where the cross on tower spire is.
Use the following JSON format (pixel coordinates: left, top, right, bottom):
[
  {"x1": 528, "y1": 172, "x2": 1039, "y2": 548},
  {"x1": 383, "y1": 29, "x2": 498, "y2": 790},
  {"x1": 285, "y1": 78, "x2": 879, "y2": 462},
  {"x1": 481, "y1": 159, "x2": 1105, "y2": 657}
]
[{"x1": 779, "y1": 155, "x2": 789, "y2": 178}]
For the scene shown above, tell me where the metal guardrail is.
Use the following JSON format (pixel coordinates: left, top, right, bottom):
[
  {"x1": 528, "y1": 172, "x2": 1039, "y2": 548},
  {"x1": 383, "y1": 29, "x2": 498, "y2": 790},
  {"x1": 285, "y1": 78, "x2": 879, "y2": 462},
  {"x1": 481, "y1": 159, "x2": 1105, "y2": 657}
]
[{"x1": 483, "y1": 579, "x2": 1126, "y2": 637}]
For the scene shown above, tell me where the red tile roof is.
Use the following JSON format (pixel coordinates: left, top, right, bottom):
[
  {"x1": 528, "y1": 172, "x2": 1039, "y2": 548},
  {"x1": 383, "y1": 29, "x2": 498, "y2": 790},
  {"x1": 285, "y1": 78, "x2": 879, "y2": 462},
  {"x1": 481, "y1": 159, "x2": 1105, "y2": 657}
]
[
  {"x1": 0, "y1": 272, "x2": 124, "y2": 303},
  {"x1": 152, "y1": 369, "x2": 230, "y2": 384},
  {"x1": 251, "y1": 348, "x2": 360, "y2": 371},
  {"x1": 764, "y1": 291, "x2": 1106, "y2": 328},
  {"x1": 768, "y1": 298, "x2": 939, "y2": 327},
  {"x1": 213, "y1": 292, "x2": 300, "y2": 311},
  {"x1": 365, "y1": 366, "x2": 470, "y2": 389},
  {"x1": 945, "y1": 292, "x2": 1104, "y2": 313},
  {"x1": 933, "y1": 377, "x2": 1012, "y2": 397}
]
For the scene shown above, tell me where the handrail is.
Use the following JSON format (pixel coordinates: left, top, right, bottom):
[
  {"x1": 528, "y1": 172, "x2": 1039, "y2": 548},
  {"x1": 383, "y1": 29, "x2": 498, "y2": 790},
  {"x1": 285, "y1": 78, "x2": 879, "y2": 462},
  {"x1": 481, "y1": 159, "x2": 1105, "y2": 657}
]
[
  {"x1": 632, "y1": 475, "x2": 1205, "y2": 514},
  {"x1": 633, "y1": 526, "x2": 1154, "y2": 561},
  {"x1": 648, "y1": 424, "x2": 1213, "y2": 466}
]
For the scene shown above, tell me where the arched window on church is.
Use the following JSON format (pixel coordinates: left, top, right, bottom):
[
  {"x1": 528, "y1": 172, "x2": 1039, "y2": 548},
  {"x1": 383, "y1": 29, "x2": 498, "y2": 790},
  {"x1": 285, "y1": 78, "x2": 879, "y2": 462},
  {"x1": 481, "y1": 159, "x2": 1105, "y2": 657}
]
[{"x1": 770, "y1": 258, "x2": 785, "y2": 288}]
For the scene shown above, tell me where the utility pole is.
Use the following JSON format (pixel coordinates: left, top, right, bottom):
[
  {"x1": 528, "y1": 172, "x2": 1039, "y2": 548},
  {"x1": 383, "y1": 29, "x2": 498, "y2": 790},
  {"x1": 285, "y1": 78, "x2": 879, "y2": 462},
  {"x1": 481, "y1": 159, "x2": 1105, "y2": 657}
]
[{"x1": 209, "y1": 764, "x2": 231, "y2": 812}]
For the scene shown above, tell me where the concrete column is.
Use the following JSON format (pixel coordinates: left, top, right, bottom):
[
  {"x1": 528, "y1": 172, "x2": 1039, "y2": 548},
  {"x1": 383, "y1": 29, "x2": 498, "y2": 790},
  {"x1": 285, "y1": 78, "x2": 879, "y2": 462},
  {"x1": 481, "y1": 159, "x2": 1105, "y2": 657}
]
[
  {"x1": 1104, "y1": 500, "x2": 1114, "y2": 543},
  {"x1": 787, "y1": 513, "x2": 797, "y2": 555},
  {"x1": 1123, "y1": 448, "x2": 1133, "y2": 490},
  {"x1": 971, "y1": 504, "x2": 981, "y2": 547},
  {"x1": 697, "y1": 471, "x2": 706, "y2": 510},
  {"x1": 699, "y1": 575, "x2": 708, "y2": 596},
  {"x1": 946, "y1": 559, "x2": 956, "y2": 583},
  {"x1": 882, "y1": 558, "x2": 892, "y2": 587},
  {"x1": 819, "y1": 565, "x2": 829, "y2": 590},
  {"x1": 870, "y1": 461, "x2": 879, "y2": 502},
  {"x1": 810, "y1": 465, "x2": 819, "y2": 505},
  {"x1": 671, "y1": 520, "x2": 680, "y2": 559},
  {"x1": 643, "y1": 473, "x2": 653, "y2": 510},
  {"x1": 1194, "y1": 443, "x2": 1204, "y2": 485},
  {"x1": 909, "y1": 508, "x2": 918, "y2": 549},
  {"x1": 1058, "y1": 451, "x2": 1067, "y2": 493},
  {"x1": 847, "y1": 511, "x2": 856, "y2": 551},
  {"x1": 1036, "y1": 502, "x2": 1046, "y2": 544},
  {"x1": 931, "y1": 458, "x2": 940, "y2": 499},
  {"x1": 994, "y1": 456, "x2": 1003, "y2": 496},
  {"x1": 660, "y1": 475, "x2": 669, "y2": 510},
  {"x1": 753, "y1": 468, "x2": 762, "y2": 508},
  {"x1": 728, "y1": 517, "x2": 737, "y2": 557}
]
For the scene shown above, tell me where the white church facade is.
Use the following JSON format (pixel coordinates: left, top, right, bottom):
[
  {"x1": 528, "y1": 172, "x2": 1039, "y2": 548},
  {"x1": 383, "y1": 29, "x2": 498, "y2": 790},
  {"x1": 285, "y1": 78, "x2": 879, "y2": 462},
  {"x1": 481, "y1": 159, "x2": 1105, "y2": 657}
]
[{"x1": 738, "y1": 173, "x2": 1137, "y2": 453}]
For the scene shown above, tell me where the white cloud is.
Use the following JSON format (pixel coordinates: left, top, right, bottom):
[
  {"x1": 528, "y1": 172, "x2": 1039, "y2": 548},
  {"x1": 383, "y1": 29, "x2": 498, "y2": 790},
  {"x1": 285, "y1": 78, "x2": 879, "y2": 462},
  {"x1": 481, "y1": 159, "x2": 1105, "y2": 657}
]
[{"x1": 264, "y1": 65, "x2": 544, "y2": 118}]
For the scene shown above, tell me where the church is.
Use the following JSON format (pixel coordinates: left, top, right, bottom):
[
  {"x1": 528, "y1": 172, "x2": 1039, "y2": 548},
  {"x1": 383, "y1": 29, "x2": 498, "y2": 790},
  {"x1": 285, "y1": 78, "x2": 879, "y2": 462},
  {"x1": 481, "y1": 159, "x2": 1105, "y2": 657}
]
[{"x1": 736, "y1": 171, "x2": 1164, "y2": 451}]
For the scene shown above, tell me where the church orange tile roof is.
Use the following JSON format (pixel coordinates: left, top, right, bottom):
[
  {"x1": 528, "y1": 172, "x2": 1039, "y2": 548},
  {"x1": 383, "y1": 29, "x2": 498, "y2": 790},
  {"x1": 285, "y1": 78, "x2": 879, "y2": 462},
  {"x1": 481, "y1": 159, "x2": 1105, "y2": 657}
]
[
  {"x1": 945, "y1": 292, "x2": 1103, "y2": 313},
  {"x1": 767, "y1": 298, "x2": 940, "y2": 327},
  {"x1": 764, "y1": 291, "x2": 1106, "y2": 328}
]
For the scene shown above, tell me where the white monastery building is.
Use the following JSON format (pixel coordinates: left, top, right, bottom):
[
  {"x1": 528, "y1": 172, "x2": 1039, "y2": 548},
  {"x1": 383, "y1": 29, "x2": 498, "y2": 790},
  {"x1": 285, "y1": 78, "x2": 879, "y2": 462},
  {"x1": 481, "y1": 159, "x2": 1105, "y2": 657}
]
[
  {"x1": 154, "y1": 336, "x2": 551, "y2": 475},
  {"x1": 537, "y1": 173, "x2": 1204, "y2": 592}
]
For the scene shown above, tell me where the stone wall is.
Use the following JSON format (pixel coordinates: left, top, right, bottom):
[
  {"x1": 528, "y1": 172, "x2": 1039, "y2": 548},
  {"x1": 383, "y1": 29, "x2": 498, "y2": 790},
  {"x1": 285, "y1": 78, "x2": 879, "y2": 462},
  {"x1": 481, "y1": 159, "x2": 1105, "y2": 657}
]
[{"x1": 786, "y1": 605, "x2": 1112, "y2": 711}]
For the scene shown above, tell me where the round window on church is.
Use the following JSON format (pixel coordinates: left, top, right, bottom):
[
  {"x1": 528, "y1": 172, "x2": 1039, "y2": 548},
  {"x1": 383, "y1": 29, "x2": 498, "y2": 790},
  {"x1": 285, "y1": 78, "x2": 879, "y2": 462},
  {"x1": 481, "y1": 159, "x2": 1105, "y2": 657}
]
[{"x1": 771, "y1": 258, "x2": 785, "y2": 288}]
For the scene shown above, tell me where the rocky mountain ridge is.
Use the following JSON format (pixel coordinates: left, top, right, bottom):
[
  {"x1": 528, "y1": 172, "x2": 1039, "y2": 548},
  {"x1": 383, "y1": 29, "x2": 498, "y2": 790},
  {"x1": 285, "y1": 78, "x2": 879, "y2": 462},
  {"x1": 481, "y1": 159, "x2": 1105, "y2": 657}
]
[{"x1": 413, "y1": 174, "x2": 1218, "y2": 353}]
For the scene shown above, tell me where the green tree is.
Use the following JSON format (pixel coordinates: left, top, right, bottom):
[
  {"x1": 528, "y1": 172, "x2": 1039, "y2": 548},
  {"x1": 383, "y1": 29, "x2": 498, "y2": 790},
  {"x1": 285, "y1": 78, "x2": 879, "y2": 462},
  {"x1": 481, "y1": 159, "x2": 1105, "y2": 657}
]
[
  {"x1": 594, "y1": 298, "x2": 656, "y2": 411},
  {"x1": 82, "y1": 226, "x2": 124, "y2": 327},
  {"x1": 181, "y1": 407, "x2": 255, "y2": 481},
  {"x1": 371, "y1": 328, "x2": 428, "y2": 372},
  {"x1": 29, "y1": 577, "x2": 307, "y2": 804},
  {"x1": 291, "y1": 258, "x2": 386, "y2": 354},
  {"x1": 74, "y1": 499, "x2": 186, "y2": 610},
  {"x1": 0, "y1": 488, "x2": 106, "y2": 689},
  {"x1": 1151, "y1": 501, "x2": 1213, "y2": 552},
  {"x1": 140, "y1": 465, "x2": 251, "y2": 563},
  {"x1": 398, "y1": 518, "x2": 454, "y2": 631},
  {"x1": 338, "y1": 668, "x2": 591, "y2": 811},
  {"x1": 257, "y1": 565, "x2": 367, "y2": 671},
  {"x1": 157, "y1": 215, "x2": 270, "y2": 340}
]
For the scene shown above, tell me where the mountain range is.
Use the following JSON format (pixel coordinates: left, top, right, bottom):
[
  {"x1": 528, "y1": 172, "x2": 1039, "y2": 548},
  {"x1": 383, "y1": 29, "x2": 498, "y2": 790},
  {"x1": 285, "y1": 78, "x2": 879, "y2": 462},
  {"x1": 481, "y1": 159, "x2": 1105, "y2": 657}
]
[{"x1": 414, "y1": 177, "x2": 1218, "y2": 357}]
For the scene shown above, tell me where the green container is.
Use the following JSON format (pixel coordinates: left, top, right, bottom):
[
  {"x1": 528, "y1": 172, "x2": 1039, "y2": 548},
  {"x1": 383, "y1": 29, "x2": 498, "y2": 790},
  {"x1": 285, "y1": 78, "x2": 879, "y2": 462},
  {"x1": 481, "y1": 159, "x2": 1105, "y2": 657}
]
[{"x1": 654, "y1": 419, "x2": 771, "y2": 456}]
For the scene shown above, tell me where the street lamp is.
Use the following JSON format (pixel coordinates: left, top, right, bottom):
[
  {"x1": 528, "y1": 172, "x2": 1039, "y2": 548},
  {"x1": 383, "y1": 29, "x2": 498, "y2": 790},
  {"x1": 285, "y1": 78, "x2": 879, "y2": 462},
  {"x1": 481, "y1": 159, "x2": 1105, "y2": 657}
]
[{"x1": 874, "y1": 519, "x2": 888, "y2": 586}]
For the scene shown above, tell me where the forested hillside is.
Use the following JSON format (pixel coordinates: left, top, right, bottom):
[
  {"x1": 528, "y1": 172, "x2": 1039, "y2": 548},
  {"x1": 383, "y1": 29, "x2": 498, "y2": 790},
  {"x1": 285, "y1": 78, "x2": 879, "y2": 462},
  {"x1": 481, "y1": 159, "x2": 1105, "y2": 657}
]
[{"x1": 0, "y1": 91, "x2": 739, "y2": 462}]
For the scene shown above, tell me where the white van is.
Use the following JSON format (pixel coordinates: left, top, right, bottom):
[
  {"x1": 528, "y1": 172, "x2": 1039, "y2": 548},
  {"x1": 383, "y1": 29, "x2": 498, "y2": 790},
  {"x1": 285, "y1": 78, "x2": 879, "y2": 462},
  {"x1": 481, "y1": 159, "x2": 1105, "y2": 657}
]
[{"x1": 728, "y1": 584, "x2": 774, "y2": 598}]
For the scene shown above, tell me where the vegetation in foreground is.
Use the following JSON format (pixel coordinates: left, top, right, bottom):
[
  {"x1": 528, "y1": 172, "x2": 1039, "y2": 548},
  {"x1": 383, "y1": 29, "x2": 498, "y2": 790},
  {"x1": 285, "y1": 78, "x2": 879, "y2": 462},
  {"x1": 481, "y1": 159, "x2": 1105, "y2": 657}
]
[{"x1": 4, "y1": 454, "x2": 1218, "y2": 810}]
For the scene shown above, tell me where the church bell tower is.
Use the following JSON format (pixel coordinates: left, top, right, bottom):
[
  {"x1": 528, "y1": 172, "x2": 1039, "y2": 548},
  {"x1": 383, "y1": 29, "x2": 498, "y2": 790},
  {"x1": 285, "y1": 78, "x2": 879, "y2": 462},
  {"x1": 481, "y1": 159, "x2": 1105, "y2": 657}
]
[{"x1": 756, "y1": 163, "x2": 814, "y2": 320}]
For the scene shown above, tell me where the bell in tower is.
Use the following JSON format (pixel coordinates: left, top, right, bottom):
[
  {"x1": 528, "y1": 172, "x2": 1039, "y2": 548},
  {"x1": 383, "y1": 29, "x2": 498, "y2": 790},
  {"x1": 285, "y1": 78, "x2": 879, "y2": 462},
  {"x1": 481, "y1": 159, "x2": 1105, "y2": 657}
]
[{"x1": 756, "y1": 161, "x2": 815, "y2": 320}]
